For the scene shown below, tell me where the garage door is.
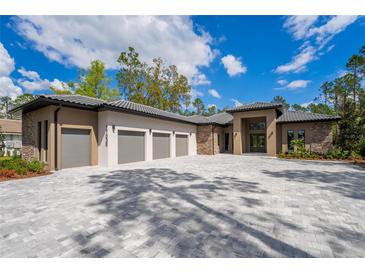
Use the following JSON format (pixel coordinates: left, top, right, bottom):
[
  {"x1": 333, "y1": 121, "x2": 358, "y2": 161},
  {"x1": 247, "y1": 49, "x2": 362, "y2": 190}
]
[
  {"x1": 118, "y1": 130, "x2": 145, "y2": 164},
  {"x1": 176, "y1": 134, "x2": 188, "y2": 157},
  {"x1": 153, "y1": 132, "x2": 170, "y2": 159},
  {"x1": 61, "y1": 128, "x2": 90, "y2": 169}
]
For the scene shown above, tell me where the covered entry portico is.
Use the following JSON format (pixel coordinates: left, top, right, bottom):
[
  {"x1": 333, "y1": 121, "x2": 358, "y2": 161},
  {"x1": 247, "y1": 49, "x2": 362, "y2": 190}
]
[{"x1": 227, "y1": 102, "x2": 283, "y2": 156}]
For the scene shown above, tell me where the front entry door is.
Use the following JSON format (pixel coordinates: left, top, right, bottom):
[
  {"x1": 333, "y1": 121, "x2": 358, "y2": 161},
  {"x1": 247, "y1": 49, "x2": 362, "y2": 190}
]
[{"x1": 249, "y1": 133, "x2": 266, "y2": 153}]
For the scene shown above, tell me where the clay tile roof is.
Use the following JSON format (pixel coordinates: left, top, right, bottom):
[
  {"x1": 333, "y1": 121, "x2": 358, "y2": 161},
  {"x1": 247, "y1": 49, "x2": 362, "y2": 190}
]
[
  {"x1": 226, "y1": 102, "x2": 283, "y2": 113},
  {"x1": 276, "y1": 110, "x2": 341, "y2": 123}
]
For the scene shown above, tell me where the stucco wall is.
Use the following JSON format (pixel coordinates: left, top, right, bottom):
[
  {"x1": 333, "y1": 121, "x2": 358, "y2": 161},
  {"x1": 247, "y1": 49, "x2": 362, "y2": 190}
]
[
  {"x1": 280, "y1": 121, "x2": 334, "y2": 154},
  {"x1": 233, "y1": 109, "x2": 278, "y2": 156},
  {"x1": 98, "y1": 110, "x2": 197, "y2": 167}
]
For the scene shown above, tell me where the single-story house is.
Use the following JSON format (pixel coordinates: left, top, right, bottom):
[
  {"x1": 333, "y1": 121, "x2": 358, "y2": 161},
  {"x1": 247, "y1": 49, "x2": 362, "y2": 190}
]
[
  {"x1": 0, "y1": 118, "x2": 22, "y2": 157},
  {"x1": 10, "y1": 95, "x2": 340, "y2": 170}
]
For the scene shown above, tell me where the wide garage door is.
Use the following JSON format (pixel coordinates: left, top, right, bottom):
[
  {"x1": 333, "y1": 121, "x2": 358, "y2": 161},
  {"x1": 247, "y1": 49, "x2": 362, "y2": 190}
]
[
  {"x1": 153, "y1": 133, "x2": 170, "y2": 159},
  {"x1": 176, "y1": 134, "x2": 188, "y2": 157},
  {"x1": 61, "y1": 128, "x2": 90, "y2": 169},
  {"x1": 118, "y1": 130, "x2": 145, "y2": 164}
]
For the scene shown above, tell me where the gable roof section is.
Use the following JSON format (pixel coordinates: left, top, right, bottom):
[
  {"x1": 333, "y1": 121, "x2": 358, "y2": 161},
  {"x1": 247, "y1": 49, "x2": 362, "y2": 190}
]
[
  {"x1": 226, "y1": 102, "x2": 283, "y2": 113},
  {"x1": 276, "y1": 110, "x2": 341, "y2": 123}
]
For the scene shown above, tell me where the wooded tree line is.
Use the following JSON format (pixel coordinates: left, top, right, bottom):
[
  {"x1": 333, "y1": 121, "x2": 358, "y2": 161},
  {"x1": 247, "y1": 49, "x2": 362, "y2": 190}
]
[
  {"x1": 1, "y1": 46, "x2": 364, "y2": 152},
  {"x1": 272, "y1": 46, "x2": 365, "y2": 152}
]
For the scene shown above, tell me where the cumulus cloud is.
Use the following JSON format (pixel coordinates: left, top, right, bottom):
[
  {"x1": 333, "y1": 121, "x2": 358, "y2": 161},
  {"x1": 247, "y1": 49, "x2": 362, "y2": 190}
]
[
  {"x1": 277, "y1": 79, "x2": 288, "y2": 85},
  {"x1": 274, "y1": 45, "x2": 316, "y2": 73},
  {"x1": 0, "y1": 77, "x2": 22, "y2": 99},
  {"x1": 276, "y1": 79, "x2": 311, "y2": 90},
  {"x1": 18, "y1": 67, "x2": 40, "y2": 81},
  {"x1": 221, "y1": 54, "x2": 247, "y2": 77},
  {"x1": 191, "y1": 73, "x2": 211, "y2": 86},
  {"x1": 286, "y1": 80, "x2": 311, "y2": 89},
  {"x1": 0, "y1": 42, "x2": 22, "y2": 99},
  {"x1": 0, "y1": 42, "x2": 15, "y2": 77},
  {"x1": 231, "y1": 98, "x2": 243, "y2": 107},
  {"x1": 190, "y1": 88, "x2": 204, "y2": 100},
  {"x1": 17, "y1": 67, "x2": 66, "y2": 92},
  {"x1": 208, "y1": 89, "x2": 221, "y2": 99},
  {"x1": 13, "y1": 16, "x2": 216, "y2": 81}
]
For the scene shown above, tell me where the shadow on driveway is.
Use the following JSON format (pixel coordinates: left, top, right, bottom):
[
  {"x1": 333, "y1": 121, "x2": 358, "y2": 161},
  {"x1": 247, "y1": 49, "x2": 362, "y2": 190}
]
[{"x1": 69, "y1": 168, "x2": 312, "y2": 257}]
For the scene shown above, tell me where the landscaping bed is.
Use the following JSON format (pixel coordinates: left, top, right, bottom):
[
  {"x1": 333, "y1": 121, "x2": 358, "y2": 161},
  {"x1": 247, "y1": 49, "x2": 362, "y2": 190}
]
[{"x1": 0, "y1": 157, "x2": 50, "y2": 181}]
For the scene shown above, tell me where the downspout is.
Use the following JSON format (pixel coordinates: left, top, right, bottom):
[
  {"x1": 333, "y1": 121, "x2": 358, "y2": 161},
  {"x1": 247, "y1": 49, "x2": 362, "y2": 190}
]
[
  {"x1": 54, "y1": 106, "x2": 61, "y2": 170},
  {"x1": 212, "y1": 125, "x2": 215, "y2": 155}
]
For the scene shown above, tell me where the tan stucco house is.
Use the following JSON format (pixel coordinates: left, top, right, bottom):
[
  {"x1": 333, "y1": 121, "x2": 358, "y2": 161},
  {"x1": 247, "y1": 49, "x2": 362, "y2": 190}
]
[{"x1": 10, "y1": 95, "x2": 340, "y2": 171}]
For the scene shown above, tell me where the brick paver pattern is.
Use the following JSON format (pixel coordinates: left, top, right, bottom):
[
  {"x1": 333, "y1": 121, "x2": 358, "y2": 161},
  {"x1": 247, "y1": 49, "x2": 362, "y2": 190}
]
[{"x1": 1, "y1": 154, "x2": 364, "y2": 257}]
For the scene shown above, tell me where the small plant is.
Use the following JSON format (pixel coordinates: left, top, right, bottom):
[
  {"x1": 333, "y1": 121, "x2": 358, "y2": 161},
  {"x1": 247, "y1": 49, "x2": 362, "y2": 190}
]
[
  {"x1": 358, "y1": 139, "x2": 365, "y2": 157},
  {"x1": 0, "y1": 157, "x2": 46, "y2": 179},
  {"x1": 27, "y1": 160, "x2": 45, "y2": 173},
  {"x1": 0, "y1": 169, "x2": 17, "y2": 178}
]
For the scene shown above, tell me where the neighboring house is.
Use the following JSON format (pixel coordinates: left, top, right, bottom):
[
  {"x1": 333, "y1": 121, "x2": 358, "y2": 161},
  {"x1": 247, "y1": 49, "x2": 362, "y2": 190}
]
[
  {"x1": 0, "y1": 118, "x2": 22, "y2": 156},
  {"x1": 10, "y1": 95, "x2": 340, "y2": 170}
]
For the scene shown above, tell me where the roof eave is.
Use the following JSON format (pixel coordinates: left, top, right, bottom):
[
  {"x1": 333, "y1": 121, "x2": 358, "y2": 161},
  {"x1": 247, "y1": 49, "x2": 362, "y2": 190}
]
[
  {"x1": 100, "y1": 105, "x2": 197, "y2": 125},
  {"x1": 226, "y1": 106, "x2": 282, "y2": 113},
  {"x1": 276, "y1": 117, "x2": 341, "y2": 124}
]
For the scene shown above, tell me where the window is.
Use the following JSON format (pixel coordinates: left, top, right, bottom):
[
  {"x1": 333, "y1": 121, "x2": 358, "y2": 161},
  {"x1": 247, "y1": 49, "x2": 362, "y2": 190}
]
[
  {"x1": 249, "y1": 122, "x2": 266, "y2": 130},
  {"x1": 287, "y1": 130, "x2": 294, "y2": 152},
  {"x1": 298, "y1": 129, "x2": 305, "y2": 142}
]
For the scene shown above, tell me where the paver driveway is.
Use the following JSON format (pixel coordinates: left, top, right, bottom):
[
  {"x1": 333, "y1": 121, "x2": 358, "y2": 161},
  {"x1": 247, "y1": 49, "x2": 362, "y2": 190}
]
[{"x1": 1, "y1": 154, "x2": 365, "y2": 257}]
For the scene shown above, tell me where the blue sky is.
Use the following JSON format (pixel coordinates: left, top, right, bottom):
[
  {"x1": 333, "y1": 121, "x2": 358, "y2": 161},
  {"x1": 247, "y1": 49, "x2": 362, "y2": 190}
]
[{"x1": 1, "y1": 15, "x2": 364, "y2": 109}]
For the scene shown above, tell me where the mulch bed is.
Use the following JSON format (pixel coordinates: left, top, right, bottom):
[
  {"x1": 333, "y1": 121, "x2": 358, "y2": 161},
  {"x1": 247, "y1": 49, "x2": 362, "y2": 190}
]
[{"x1": 0, "y1": 172, "x2": 52, "y2": 182}]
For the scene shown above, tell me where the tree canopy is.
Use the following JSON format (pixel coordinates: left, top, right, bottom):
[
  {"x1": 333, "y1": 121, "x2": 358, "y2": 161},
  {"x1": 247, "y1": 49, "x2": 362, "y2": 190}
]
[
  {"x1": 116, "y1": 47, "x2": 191, "y2": 113},
  {"x1": 51, "y1": 60, "x2": 119, "y2": 100}
]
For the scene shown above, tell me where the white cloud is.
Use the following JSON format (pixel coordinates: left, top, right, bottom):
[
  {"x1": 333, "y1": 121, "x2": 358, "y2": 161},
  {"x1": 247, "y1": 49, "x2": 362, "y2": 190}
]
[
  {"x1": 283, "y1": 16, "x2": 319, "y2": 40},
  {"x1": 190, "y1": 88, "x2": 204, "y2": 100},
  {"x1": 0, "y1": 77, "x2": 22, "y2": 99},
  {"x1": 274, "y1": 45, "x2": 316, "y2": 73},
  {"x1": 301, "y1": 101, "x2": 313, "y2": 108},
  {"x1": 286, "y1": 80, "x2": 311, "y2": 89},
  {"x1": 0, "y1": 42, "x2": 15, "y2": 77},
  {"x1": 191, "y1": 73, "x2": 211, "y2": 86},
  {"x1": 278, "y1": 16, "x2": 358, "y2": 74},
  {"x1": 207, "y1": 104, "x2": 216, "y2": 108},
  {"x1": 17, "y1": 67, "x2": 66, "y2": 92},
  {"x1": 18, "y1": 67, "x2": 40, "y2": 81},
  {"x1": 13, "y1": 16, "x2": 216, "y2": 81},
  {"x1": 277, "y1": 79, "x2": 288, "y2": 85},
  {"x1": 221, "y1": 54, "x2": 247, "y2": 77},
  {"x1": 208, "y1": 89, "x2": 221, "y2": 99},
  {"x1": 0, "y1": 42, "x2": 22, "y2": 99},
  {"x1": 306, "y1": 16, "x2": 358, "y2": 46},
  {"x1": 231, "y1": 98, "x2": 242, "y2": 107}
]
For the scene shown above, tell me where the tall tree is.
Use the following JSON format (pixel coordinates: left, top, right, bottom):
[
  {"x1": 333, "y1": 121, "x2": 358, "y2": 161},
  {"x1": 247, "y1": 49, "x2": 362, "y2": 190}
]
[
  {"x1": 204, "y1": 105, "x2": 217, "y2": 116},
  {"x1": 51, "y1": 60, "x2": 119, "y2": 100},
  {"x1": 272, "y1": 95, "x2": 289, "y2": 109},
  {"x1": 291, "y1": 104, "x2": 307, "y2": 112},
  {"x1": 14, "y1": 93, "x2": 35, "y2": 106},
  {"x1": 116, "y1": 47, "x2": 191, "y2": 113},
  {"x1": 192, "y1": 98, "x2": 205, "y2": 115},
  {"x1": 0, "y1": 96, "x2": 13, "y2": 119}
]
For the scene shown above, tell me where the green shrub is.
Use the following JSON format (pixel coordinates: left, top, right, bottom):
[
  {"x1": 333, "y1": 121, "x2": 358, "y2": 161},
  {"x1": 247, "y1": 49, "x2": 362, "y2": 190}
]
[
  {"x1": 358, "y1": 139, "x2": 365, "y2": 157},
  {"x1": 0, "y1": 157, "x2": 45, "y2": 176},
  {"x1": 27, "y1": 160, "x2": 45, "y2": 173}
]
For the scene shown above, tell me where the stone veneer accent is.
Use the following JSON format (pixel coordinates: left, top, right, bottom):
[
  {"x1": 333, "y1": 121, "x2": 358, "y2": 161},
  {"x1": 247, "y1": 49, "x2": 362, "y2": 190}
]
[
  {"x1": 309, "y1": 121, "x2": 333, "y2": 154},
  {"x1": 197, "y1": 125, "x2": 224, "y2": 155},
  {"x1": 197, "y1": 125, "x2": 213, "y2": 155},
  {"x1": 22, "y1": 112, "x2": 36, "y2": 161}
]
